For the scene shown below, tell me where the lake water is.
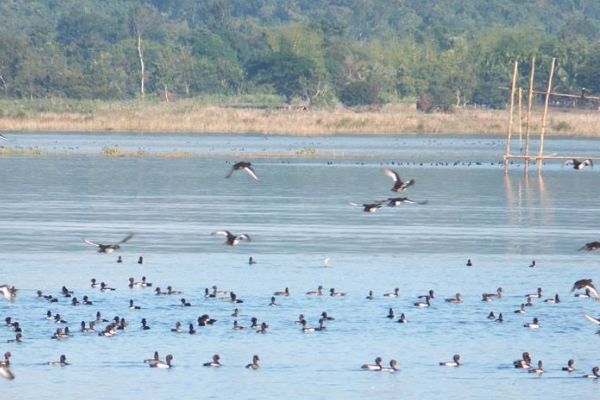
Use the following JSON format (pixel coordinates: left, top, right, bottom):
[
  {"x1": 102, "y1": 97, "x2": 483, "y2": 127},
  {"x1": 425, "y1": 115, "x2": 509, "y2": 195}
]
[{"x1": 0, "y1": 132, "x2": 599, "y2": 399}]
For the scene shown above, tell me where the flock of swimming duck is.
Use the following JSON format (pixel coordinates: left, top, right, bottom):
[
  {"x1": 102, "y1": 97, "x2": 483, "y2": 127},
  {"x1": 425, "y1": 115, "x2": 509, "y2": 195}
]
[{"x1": 0, "y1": 156, "x2": 599, "y2": 382}]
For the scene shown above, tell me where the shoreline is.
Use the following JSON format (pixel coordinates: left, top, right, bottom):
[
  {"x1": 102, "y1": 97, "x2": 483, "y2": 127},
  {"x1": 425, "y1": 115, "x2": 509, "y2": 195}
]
[{"x1": 0, "y1": 99, "x2": 598, "y2": 137}]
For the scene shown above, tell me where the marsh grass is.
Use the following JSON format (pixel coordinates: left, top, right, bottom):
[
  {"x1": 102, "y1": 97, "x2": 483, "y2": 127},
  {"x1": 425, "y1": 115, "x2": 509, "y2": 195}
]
[{"x1": 0, "y1": 98, "x2": 598, "y2": 136}]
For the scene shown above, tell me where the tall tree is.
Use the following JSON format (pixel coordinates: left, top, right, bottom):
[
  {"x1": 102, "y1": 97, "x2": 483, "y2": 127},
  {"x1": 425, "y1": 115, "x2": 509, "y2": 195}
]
[{"x1": 129, "y1": 4, "x2": 158, "y2": 100}]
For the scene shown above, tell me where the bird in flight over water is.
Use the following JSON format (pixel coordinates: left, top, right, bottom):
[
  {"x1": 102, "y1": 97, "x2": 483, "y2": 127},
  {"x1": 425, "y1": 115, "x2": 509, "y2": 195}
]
[
  {"x1": 570, "y1": 279, "x2": 600, "y2": 300},
  {"x1": 579, "y1": 241, "x2": 600, "y2": 252},
  {"x1": 564, "y1": 159, "x2": 593, "y2": 170},
  {"x1": 381, "y1": 168, "x2": 415, "y2": 192},
  {"x1": 225, "y1": 162, "x2": 261, "y2": 181},
  {"x1": 211, "y1": 230, "x2": 251, "y2": 246},
  {"x1": 82, "y1": 233, "x2": 134, "y2": 253}
]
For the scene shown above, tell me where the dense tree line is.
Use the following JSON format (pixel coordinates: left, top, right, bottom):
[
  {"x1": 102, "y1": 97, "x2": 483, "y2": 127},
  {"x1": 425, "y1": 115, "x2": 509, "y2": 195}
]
[{"x1": 1, "y1": 0, "x2": 600, "y2": 109}]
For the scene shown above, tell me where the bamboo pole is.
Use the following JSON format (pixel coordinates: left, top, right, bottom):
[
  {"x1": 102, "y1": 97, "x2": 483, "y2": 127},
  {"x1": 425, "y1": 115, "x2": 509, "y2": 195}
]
[
  {"x1": 504, "y1": 61, "x2": 519, "y2": 174},
  {"x1": 518, "y1": 88, "x2": 523, "y2": 154},
  {"x1": 537, "y1": 58, "x2": 555, "y2": 173},
  {"x1": 524, "y1": 58, "x2": 535, "y2": 172}
]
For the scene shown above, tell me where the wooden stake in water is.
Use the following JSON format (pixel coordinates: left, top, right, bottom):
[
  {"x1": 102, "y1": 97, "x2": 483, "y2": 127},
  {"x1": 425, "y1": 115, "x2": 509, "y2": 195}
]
[
  {"x1": 505, "y1": 60, "x2": 519, "y2": 174},
  {"x1": 518, "y1": 88, "x2": 523, "y2": 154},
  {"x1": 537, "y1": 58, "x2": 555, "y2": 173},
  {"x1": 524, "y1": 58, "x2": 535, "y2": 173}
]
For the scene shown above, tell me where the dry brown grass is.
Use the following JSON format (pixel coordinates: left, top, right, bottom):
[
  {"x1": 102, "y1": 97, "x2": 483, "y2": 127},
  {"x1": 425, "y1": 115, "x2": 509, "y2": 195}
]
[{"x1": 1, "y1": 99, "x2": 599, "y2": 137}]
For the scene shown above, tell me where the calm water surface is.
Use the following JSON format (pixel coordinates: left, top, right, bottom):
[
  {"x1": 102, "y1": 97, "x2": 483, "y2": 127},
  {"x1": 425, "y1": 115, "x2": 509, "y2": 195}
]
[{"x1": 0, "y1": 133, "x2": 599, "y2": 399}]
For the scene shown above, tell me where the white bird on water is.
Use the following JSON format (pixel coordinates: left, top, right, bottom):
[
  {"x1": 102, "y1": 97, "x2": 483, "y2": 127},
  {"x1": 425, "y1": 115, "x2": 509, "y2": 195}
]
[{"x1": 323, "y1": 257, "x2": 330, "y2": 268}]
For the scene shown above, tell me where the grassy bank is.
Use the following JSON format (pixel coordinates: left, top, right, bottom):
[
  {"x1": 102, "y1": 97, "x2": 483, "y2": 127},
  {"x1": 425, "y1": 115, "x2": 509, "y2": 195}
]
[{"x1": 0, "y1": 98, "x2": 597, "y2": 137}]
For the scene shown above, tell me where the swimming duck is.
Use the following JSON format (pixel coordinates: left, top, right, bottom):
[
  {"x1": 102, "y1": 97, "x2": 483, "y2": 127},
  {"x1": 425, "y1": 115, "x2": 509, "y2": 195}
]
[
  {"x1": 203, "y1": 354, "x2": 221, "y2": 367},
  {"x1": 231, "y1": 308, "x2": 240, "y2": 317},
  {"x1": 250, "y1": 317, "x2": 260, "y2": 329},
  {"x1": 150, "y1": 355, "x2": 173, "y2": 369},
  {"x1": 225, "y1": 161, "x2": 261, "y2": 181},
  {"x1": 4, "y1": 317, "x2": 12, "y2": 326},
  {"x1": 129, "y1": 300, "x2": 141, "y2": 310},
  {"x1": 95, "y1": 311, "x2": 108, "y2": 323},
  {"x1": 524, "y1": 298, "x2": 534, "y2": 307},
  {"x1": 128, "y1": 278, "x2": 144, "y2": 288},
  {"x1": 529, "y1": 260, "x2": 537, "y2": 268},
  {"x1": 211, "y1": 230, "x2": 251, "y2": 246},
  {"x1": 245, "y1": 355, "x2": 260, "y2": 370},
  {"x1": 269, "y1": 296, "x2": 277, "y2": 306},
  {"x1": 397, "y1": 313, "x2": 408, "y2": 323},
  {"x1": 349, "y1": 201, "x2": 383, "y2": 212},
  {"x1": 61, "y1": 286, "x2": 73, "y2": 297},
  {"x1": 54, "y1": 314, "x2": 67, "y2": 324},
  {"x1": 141, "y1": 318, "x2": 150, "y2": 330},
  {"x1": 90, "y1": 279, "x2": 101, "y2": 288},
  {"x1": 82, "y1": 296, "x2": 93, "y2": 305},
  {"x1": 137, "y1": 256, "x2": 144, "y2": 265},
  {"x1": 384, "y1": 288, "x2": 400, "y2": 297},
  {"x1": 167, "y1": 286, "x2": 182, "y2": 295},
  {"x1": 544, "y1": 294, "x2": 560, "y2": 304},
  {"x1": 381, "y1": 168, "x2": 415, "y2": 192},
  {"x1": 528, "y1": 360, "x2": 544, "y2": 374},
  {"x1": 82, "y1": 233, "x2": 133, "y2": 253},
  {"x1": 386, "y1": 308, "x2": 395, "y2": 319},
  {"x1": 100, "y1": 282, "x2": 116, "y2": 292},
  {"x1": 497, "y1": 313, "x2": 504, "y2": 322},
  {"x1": 487, "y1": 312, "x2": 496, "y2": 320},
  {"x1": 52, "y1": 328, "x2": 69, "y2": 340},
  {"x1": 171, "y1": 322, "x2": 182, "y2": 333},
  {"x1": 6, "y1": 333, "x2": 22, "y2": 343},
  {"x1": 294, "y1": 314, "x2": 306, "y2": 325},
  {"x1": 414, "y1": 297, "x2": 431, "y2": 307},
  {"x1": 180, "y1": 298, "x2": 191, "y2": 307},
  {"x1": 524, "y1": 317, "x2": 540, "y2": 329},
  {"x1": 466, "y1": 259, "x2": 473, "y2": 266},
  {"x1": 330, "y1": 288, "x2": 346, "y2": 297},
  {"x1": 141, "y1": 276, "x2": 152, "y2": 287},
  {"x1": 117, "y1": 256, "x2": 122, "y2": 263},
  {"x1": 204, "y1": 288, "x2": 216, "y2": 298},
  {"x1": 380, "y1": 359, "x2": 398, "y2": 372},
  {"x1": 248, "y1": 257, "x2": 257, "y2": 265},
  {"x1": 11, "y1": 322, "x2": 22, "y2": 333},
  {"x1": 583, "y1": 366, "x2": 600, "y2": 378},
  {"x1": 188, "y1": 324, "x2": 196, "y2": 334},
  {"x1": 212, "y1": 286, "x2": 229, "y2": 295},
  {"x1": 81, "y1": 321, "x2": 96, "y2": 333},
  {"x1": 48, "y1": 355, "x2": 68, "y2": 366},
  {"x1": 361, "y1": 357, "x2": 383, "y2": 370},
  {"x1": 300, "y1": 320, "x2": 319, "y2": 332},
  {"x1": 564, "y1": 158, "x2": 593, "y2": 170},
  {"x1": 514, "y1": 352, "x2": 532, "y2": 368},
  {"x1": 439, "y1": 354, "x2": 461, "y2": 367},
  {"x1": 198, "y1": 314, "x2": 217, "y2": 326},
  {"x1": 445, "y1": 293, "x2": 462, "y2": 303},
  {"x1": 526, "y1": 288, "x2": 543, "y2": 298},
  {"x1": 306, "y1": 286, "x2": 323, "y2": 296},
  {"x1": 257, "y1": 322, "x2": 268, "y2": 334},
  {"x1": 366, "y1": 290, "x2": 374, "y2": 300},
  {"x1": 233, "y1": 320, "x2": 246, "y2": 330},
  {"x1": 71, "y1": 298, "x2": 80, "y2": 306},
  {"x1": 484, "y1": 287, "x2": 503, "y2": 299},
  {"x1": 562, "y1": 359, "x2": 575, "y2": 372},
  {"x1": 384, "y1": 197, "x2": 427, "y2": 206},
  {"x1": 155, "y1": 287, "x2": 167, "y2": 295},
  {"x1": 571, "y1": 279, "x2": 600, "y2": 300},
  {"x1": 274, "y1": 287, "x2": 290, "y2": 297},
  {"x1": 321, "y1": 312, "x2": 335, "y2": 321}
]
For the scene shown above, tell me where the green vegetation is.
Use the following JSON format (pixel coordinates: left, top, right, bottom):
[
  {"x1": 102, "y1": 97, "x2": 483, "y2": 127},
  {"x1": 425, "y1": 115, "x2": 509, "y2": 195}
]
[{"x1": 1, "y1": 1, "x2": 600, "y2": 111}]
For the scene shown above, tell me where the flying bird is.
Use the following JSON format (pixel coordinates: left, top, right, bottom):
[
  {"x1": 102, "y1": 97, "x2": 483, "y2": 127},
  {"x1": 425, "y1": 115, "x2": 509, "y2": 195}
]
[
  {"x1": 211, "y1": 230, "x2": 251, "y2": 246},
  {"x1": 570, "y1": 279, "x2": 600, "y2": 300},
  {"x1": 0, "y1": 133, "x2": 8, "y2": 141},
  {"x1": 579, "y1": 241, "x2": 600, "y2": 252},
  {"x1": 381, "y1": 168, "x2": 415, "y2": 192},
  {"x1": 225, "y1": 162, "x2": 261, "y2": 181},
  {"x1": 82, "y1": 233, "x2": 134, "y2": 253},
  {"x1": 564, "y1": 159, "x2": 593, "y2": 170},
  {"x1": 384, "y1": 197, "x2": 428, "y2": 207},
  {"x1": 349, "y1": 201, "x2": 383, "y2": 212}
]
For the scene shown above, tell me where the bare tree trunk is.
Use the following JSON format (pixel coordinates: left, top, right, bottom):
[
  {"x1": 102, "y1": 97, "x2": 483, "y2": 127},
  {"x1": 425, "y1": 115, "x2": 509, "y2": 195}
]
[
  {"x1": 164, "y1": 84, "x2": 169, "y2": 102},
  {"x1": 0, "y1": 75, "x2": 7, "y2": 94},
  {"x1": 136, "y1": 29, "x2": 145, "y2": 100}
]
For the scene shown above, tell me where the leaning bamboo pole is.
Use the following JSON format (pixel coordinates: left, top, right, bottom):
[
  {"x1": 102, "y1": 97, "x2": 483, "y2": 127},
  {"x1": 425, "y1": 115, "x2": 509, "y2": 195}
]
[
  {"x1": 537, "y1": 58, "x2": 556, "y2": 173},
  {"x1": 524, "y1": 58, "x2": 535, "y2": 172},
  {"x1": 504, "y1": 61, "x2": 519, "y2": 174}
]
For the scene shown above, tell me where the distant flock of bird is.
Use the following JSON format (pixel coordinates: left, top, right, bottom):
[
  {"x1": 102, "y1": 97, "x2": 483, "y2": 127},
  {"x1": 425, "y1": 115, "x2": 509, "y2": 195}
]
[{"x1": 0, "y1": 132, "x2": 599, "y2": 381}]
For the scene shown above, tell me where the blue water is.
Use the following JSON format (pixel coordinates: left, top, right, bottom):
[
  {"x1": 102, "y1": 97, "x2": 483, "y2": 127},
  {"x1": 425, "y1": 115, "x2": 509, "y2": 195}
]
[{"x1": 0, "y1": 133, "x2": 599, "y2": 399}]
